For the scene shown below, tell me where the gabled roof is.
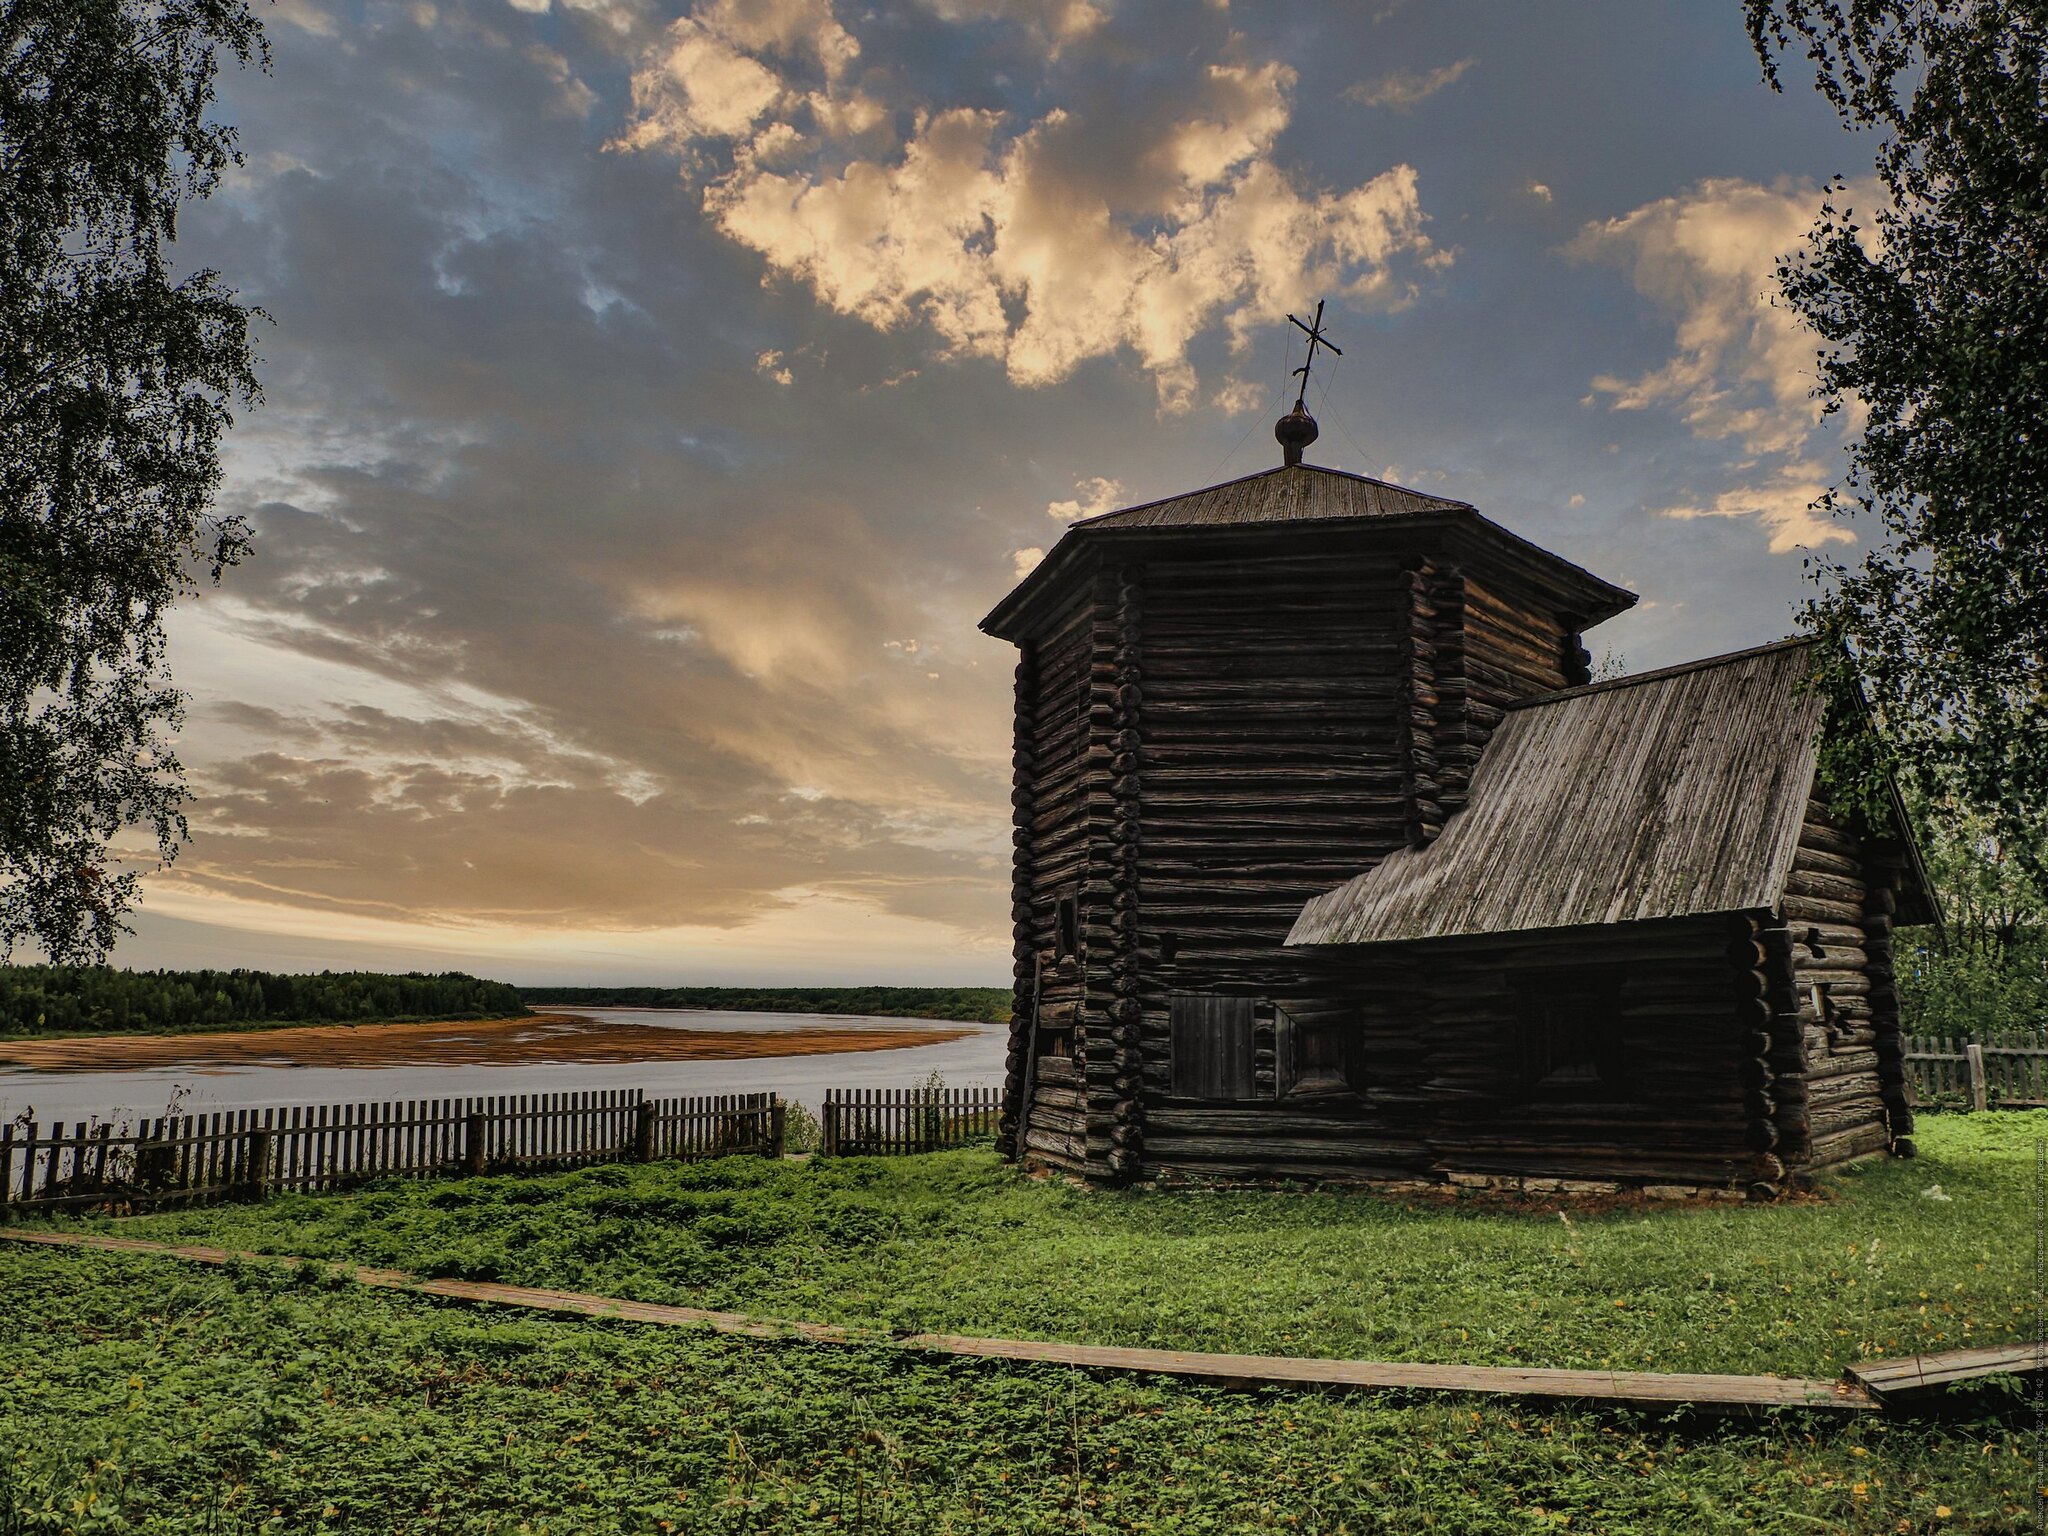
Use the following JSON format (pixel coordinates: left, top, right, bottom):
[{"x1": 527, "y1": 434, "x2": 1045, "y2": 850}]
[
  {"x1": 982, "y1": 462, "x2": 1635, "y2": 641},
  {"x1": 1287, "y1": 639, "x2": 1846, "y2": 947}
]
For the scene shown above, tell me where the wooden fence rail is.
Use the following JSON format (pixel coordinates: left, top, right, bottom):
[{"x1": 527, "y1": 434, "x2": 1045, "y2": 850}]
[
  {"x1": 819, "y1": 1086, "x2": 1000, "y2": 1157},
  {"x1": 1904, "y1": 1029, "x2": 2048, "y2": 1111},
  {"x1": 0, "y1": 1090, "x2": 781, "y2": 1216}
]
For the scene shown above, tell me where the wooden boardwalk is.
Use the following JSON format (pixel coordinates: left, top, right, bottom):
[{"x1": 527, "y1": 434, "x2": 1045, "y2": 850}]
[
  {"x1": 1846, "y1": 1342, "x2": 2048, "y2": 1405},
  {"x1": 3, "y1": 1229, "x2": 1876, "y2": 1415}
]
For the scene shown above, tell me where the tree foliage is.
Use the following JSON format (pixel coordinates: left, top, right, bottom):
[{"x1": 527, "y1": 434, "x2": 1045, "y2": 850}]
[
  {"x1": 0, "y1": 965, "x2": 528, "y2": 1034},
  {"x1": 1895, "y1": 793, "x2": 2048, "y2": 1036},
  {"x1": 1745, "y1": 0, "x2": 2048, "y2": 871},
  {"x1": 1, "y1": 0, "x2": 265, "y2": 962}
]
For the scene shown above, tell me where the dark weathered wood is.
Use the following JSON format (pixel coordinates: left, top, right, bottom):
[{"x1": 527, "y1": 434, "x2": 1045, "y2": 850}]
[
  {"x1": 818, "y1": 1087, "x2": 1001, "y2": 1158},
  {"x1": 981, "y1": 462, "x2": 1936, "y2": 1191},
  {"x1": 1845, "y1": 1342, "x2": 2047, "y2": 1403},
  {"x1": 992, "y1": 516, "x2": 1599, "y2": 1182}
]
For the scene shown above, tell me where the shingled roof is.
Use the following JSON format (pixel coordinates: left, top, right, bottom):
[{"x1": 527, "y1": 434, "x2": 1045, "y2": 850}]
[
  {"x1": 1287, "y1": 639, "x2": 1891, "y2": 947},
  {"x1": 982, "y1": 462, "x2": 1635, "y2": 641}
]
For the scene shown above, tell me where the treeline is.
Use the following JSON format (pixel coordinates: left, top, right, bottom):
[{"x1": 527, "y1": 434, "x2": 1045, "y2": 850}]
[
  {"x1": 0, "y1": 967, "x2": 529, "y2": 1036},
  {"x1": 521, "y1": 985, "x2": 1010, "y2": 1025}
]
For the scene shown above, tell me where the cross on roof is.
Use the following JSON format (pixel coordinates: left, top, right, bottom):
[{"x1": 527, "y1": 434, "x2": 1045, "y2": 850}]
[{"x1": 1287, "y1": 300, "x2": 1342, "y2": 411}]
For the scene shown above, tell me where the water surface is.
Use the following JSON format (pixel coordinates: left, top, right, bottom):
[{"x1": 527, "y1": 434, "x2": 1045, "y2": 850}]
[{"x1": 0, "y1": 1007, "x2": 1007, "y2": 1129}]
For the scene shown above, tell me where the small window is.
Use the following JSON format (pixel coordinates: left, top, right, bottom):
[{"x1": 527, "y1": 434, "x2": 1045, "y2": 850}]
[
  {"x1": 1276, "y1": 1007, "x2": 1359, "y2": 1098},
  {"x1": 1033, "y1": 1001, "x2": 1075, "y2": 1064},
  {"x1": 1808, "y1": 980, "x2": 1832, "y2": 1024},
  {"x1": 1054, "y1": 894, "x2": 1080, "y2": 961},
  {"x1": 1515, "y1": 975, "x2": 1633, "y2": 1098},
  {"x1": 1170, "y1": 995, "x2": 1256, "y2": 1100}
]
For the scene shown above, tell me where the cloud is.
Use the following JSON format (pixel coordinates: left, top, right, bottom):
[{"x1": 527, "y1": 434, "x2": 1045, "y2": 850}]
[
  {"x1": 616, "y1": 2, "x2": 1447, "y2": 410},
  {"x1": 1574, "y1": 177, "x2": 1870, "y2": 553},
  {"x1": 1046, "y1": 475, "x2": 1123, "y2": 521},
  {"x1": 175, "y1": 746, "x2": 994, "y2": 931},
  {"x1": 1010, "y1": 546, "x2": 1045, "y2": 578},
  {"x1": 1528, "y1": 180, "x2": 1552, "y2": 203},
  {"x1": 1208, "y1": 375, "x2": 1264, "y2": 415},
  {"x1": 1344, "y1": 57, "x2": 1476, "y2": 111},
  {"x1": 1572, "y1": 177, "x2": 1827, "y2": 457},
  {"x1": 273, "y1": 0, "x2": 341, "y2": 33},
  {"x1": 1660, "y1": 461, "x2": 1853, "y2": 554},
  {"x1": 917, "y1": 0, "x2": 1107, "y2": 54},
  {"x1": 122, "y1": 0, "x2": 1039, "y2": 956}
]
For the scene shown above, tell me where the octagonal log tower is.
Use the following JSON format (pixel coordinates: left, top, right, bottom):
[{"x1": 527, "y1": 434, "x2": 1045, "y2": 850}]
[{"x1": 982, "y1": 461, "x2": 1636, "y2": 1183}]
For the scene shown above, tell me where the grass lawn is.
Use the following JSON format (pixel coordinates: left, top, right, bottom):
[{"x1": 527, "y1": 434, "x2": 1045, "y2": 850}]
[
  {"x1": 1, "y1": 1112, "x2": 2038, "y2": 1533},
  {"x1": 0, "y1": 1243, "x2": 2034, "y2": 1534},
  {"x1": 58, "y1": 1111, "x2": 2040, "y2": 1379}
]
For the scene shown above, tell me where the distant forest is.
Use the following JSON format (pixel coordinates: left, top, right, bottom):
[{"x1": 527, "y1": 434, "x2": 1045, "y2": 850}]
[
  {"x1": 0, "y1": 968, "x2": 529, "y2": 1036},
  {"x1": 521, "y1": 985, "x2": 1010, "y2": 1024}
]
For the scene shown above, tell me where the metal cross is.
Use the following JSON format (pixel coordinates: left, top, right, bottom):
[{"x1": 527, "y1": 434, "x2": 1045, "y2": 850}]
[{"x1": 1288, "y1": 300, "x2": 1343, "y2": 410}]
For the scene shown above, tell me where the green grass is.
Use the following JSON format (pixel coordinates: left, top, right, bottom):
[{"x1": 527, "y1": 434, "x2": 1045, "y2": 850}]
[
  {"x1": 0, "y1": 1243, "x2": 2033, "y2": 1535},
  {"x1": 66, "y1": 1112, "x2": 2041, "y2": 1379}
]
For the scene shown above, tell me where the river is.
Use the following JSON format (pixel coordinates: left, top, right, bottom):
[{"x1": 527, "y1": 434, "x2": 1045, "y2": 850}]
[{"x1": 0, "y1": 1008, "x2": 1009, "y2": 1130}]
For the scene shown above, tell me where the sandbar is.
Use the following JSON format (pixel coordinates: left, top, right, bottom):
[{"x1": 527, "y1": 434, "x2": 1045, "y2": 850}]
[{"x1": 0, "y1": 1014, "x2": 975, "y2": 1074}]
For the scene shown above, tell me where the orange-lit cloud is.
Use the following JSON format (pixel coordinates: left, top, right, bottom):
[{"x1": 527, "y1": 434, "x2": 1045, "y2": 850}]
[
  {"x1": 1574, "y1": 177, "x2": 1868, "y2": 553},
  {"x1": 616, "y1": 1, "x2": 1447, "y2": 412}
]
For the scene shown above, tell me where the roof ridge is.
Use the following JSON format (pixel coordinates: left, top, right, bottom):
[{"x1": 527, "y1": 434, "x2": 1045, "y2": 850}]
[
  {"x1": 1066, "y1": 461, "x2": 1469, "y2": 530},
  {"x1": 1505, "y1": 636, "x2": 1815, "y2": 711}
]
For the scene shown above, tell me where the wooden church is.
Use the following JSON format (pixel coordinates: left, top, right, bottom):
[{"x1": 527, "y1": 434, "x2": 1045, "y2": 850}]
[{"x1": 983, "y1": 385, "x2": 1934, "y2": 1199}]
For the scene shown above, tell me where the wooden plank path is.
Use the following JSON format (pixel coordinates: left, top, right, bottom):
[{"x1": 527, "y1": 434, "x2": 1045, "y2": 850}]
[
  {"x1": 1846, "y1": 1342, "x2": 2048, "y2": 1405},
  {"x1": 2, "y1": 1229, "x2": 1874, "y2": 1415}
]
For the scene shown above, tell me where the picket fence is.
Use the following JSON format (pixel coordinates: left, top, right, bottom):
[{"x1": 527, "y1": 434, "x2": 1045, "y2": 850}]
[
  {"x1": 1904, "y1": 1030, "x2": 2048, "y2": 1112},
  {"x1": 820, "y1": 1086, "x2": 1000, "y2": 1156},
  {"x1": 0, "y1": 1090, "x2": 780, "y2": 1216}
]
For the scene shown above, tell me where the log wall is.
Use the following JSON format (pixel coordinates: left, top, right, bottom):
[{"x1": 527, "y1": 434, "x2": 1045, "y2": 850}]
[
  {"x1": 1773, "y1": 796, "x2": 1901, "y2": 1171},
  {"x1": 1001, "y1": 532, "x2": 1622, "y2": 1184},
  {"x1": 1388, "y1": 917, "x2": 1770, "y2": 1188},
  {"x1": 1004, "y1": 582, "x2": 1105, "y2": 1174}
]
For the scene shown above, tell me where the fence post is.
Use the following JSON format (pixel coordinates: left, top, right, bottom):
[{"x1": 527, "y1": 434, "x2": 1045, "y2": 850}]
[
  {"x1": 768, "y1": 1095, "x2": 785, "y2": 1158},
  {"x1": 820, "y1": 1095, "x2": 836, "y2": 1158},
  {"x1": 464, "y1": 1109, "x2": 489, "y2": 1176},
  {"x1": 244, "y1": 1129, "x2": 273, "y2": 1201},
  {"x1": 18, "y1": 1123, "x2": 37, "y2": 1205},
  {"x1": 1965, "y1": 1043, "x2": 1989, "y2": 1113},
  {"x1": 635, "y1": 1100, "x2": 656, "y2": 1163},
  {"x1": 90, "y1": 1124, "x2": 112, "y2": 1196},
  {"x1": 0, "y1": 1124, "x2": 13, "y2": 1221}
]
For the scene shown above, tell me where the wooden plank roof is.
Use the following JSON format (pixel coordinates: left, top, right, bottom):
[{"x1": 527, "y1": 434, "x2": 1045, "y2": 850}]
[
  {"x1": 1071, "y1": 463, "x2": 1470, "y2": 528},
  {"x1": 1288, "y1": 639, "x2": 1830, "y2": 947},
  {"x1": 982, "y1": 463, "x2": 1636, "y2": 641}
]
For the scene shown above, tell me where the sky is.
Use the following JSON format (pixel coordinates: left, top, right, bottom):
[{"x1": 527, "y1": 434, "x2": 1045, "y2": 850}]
[{"x1": 101, "y1": 0, "x2": 1883, "y2": 985}]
